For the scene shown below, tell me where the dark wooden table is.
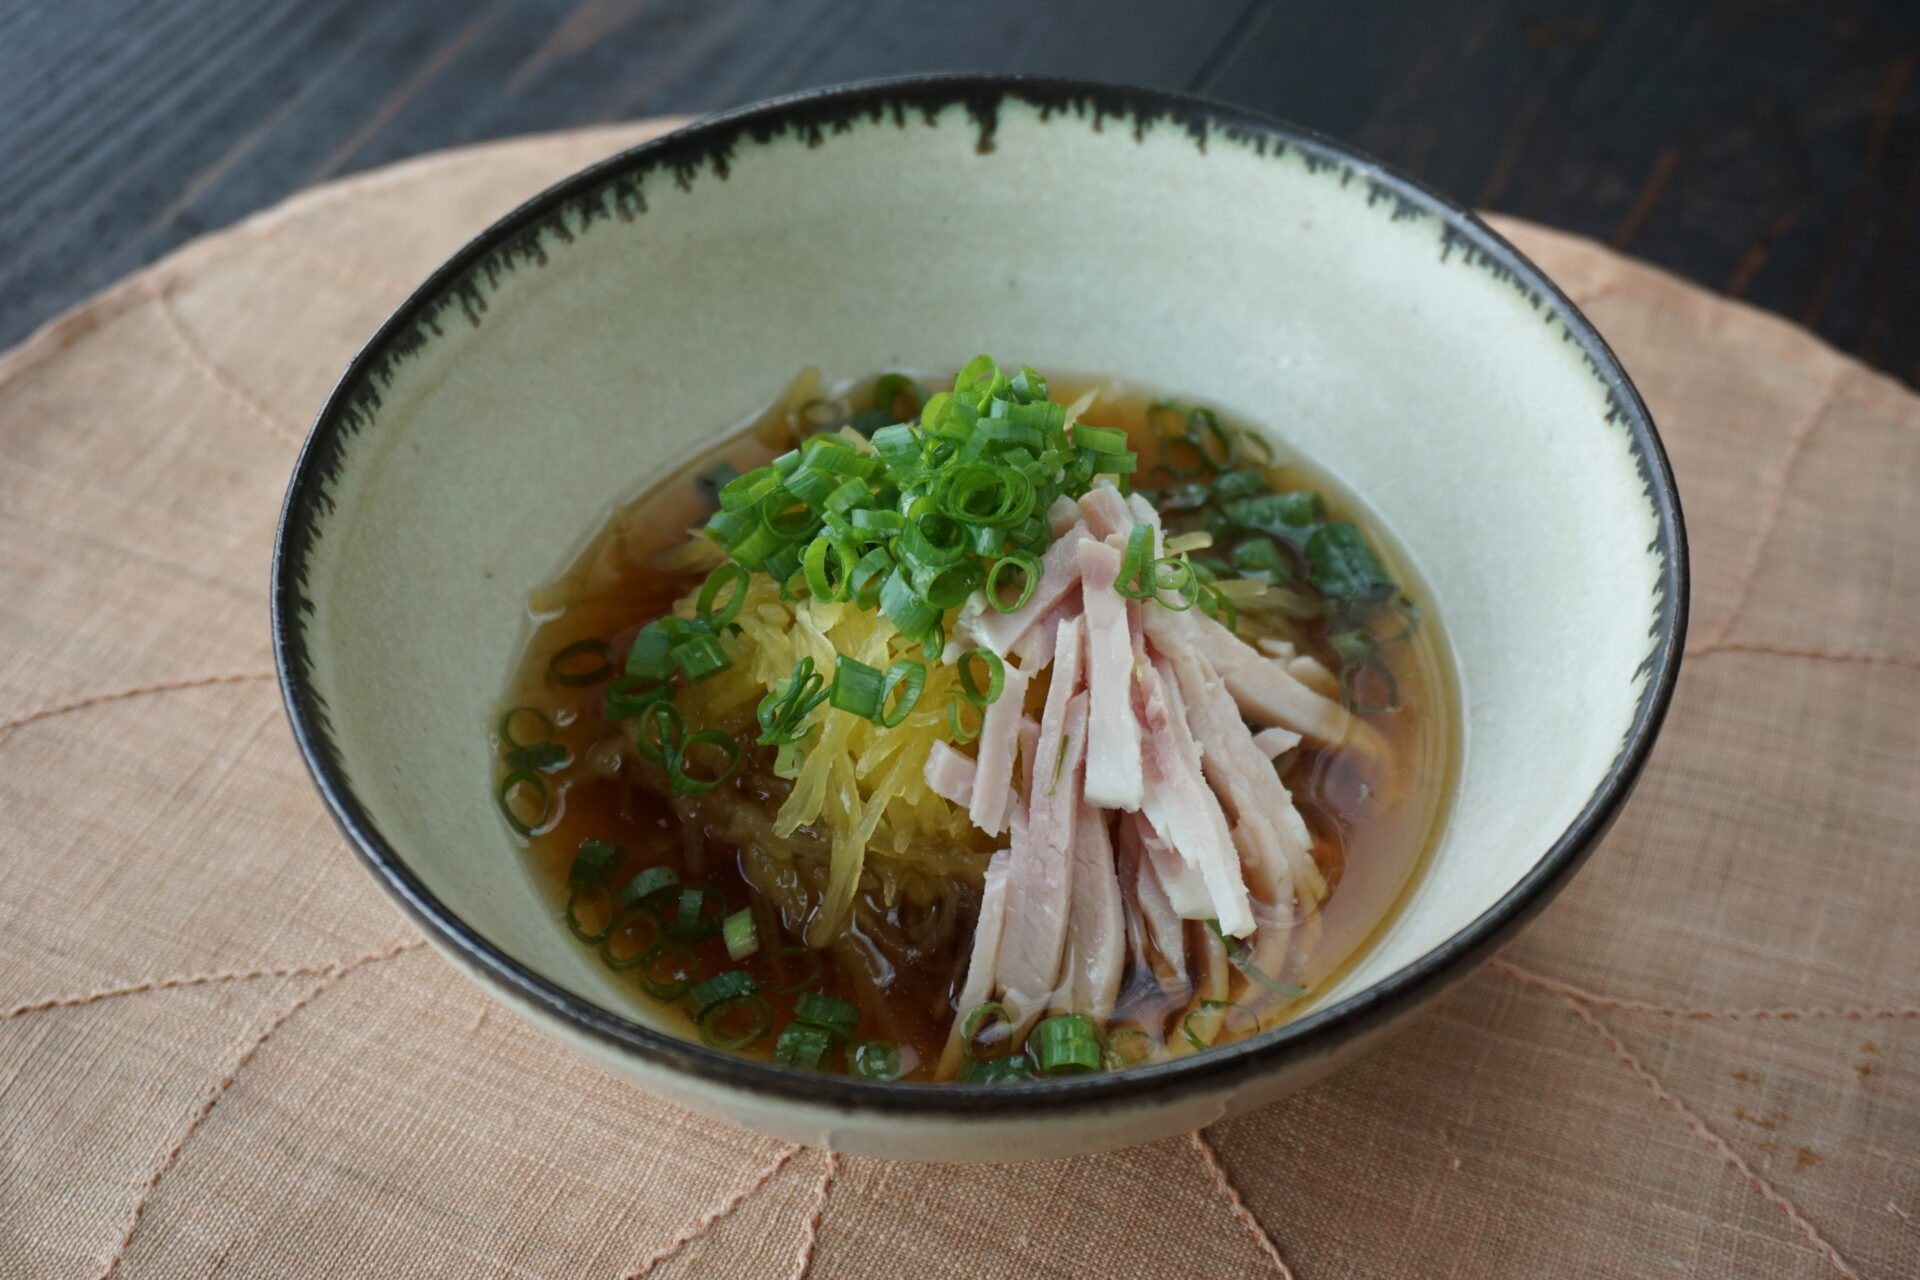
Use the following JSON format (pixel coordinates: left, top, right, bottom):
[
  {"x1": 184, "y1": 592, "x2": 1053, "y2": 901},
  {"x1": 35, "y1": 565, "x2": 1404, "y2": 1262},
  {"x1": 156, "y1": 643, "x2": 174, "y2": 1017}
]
[{"x1": 6, "y1": 1, "x2": 1919, "y2": 385}]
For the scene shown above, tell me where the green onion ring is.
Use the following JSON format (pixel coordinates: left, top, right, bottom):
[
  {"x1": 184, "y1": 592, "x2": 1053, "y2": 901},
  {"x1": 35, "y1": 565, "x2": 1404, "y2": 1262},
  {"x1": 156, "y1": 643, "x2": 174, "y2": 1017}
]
[
  {"x1": 496, "y1": 768, "x2": 551, "y2": 836},
  {"x1": 604, "y1": 675, "x2": 672, "y2": 720},
  {"x1": 878, "y1": 659, "x2": 927, "y2": 728},
  {"x1": 962, "y1": 1002, "x2": 1013, "y2": 1061},
  {"x1": 1103, "y1": 1028, "x2": 1158, "y2": 1069},
  {"x1": 803, "y1": 536, "x2": 856, "y2": 602},
  {"x1": 699, "y1": 994, "x2": 773, "y2": 1049},
  {"x1": 947, "y1": 693, "x2": 982, "y2": 744},
  {"x1": 630, "y1": 702, "x2": 685, "y2": 766},
  {"x1": 669, "y1": 729, "x2": 741, "y2": 796},
  {"x1": 547, "y1": 638, "x2": 614, "y2": 687},
  {"x1": 498, "y1": 706, "x2": 554, "y2": 750},
  {"x1": 696, "y1": 563, "x2": 750, "y2": 627},
  {"x1": 638, "y1": 941, "x2": 701, "y2": 1001},
  {"x1": 956, "y1": 648, "x2": 1005, "y2": 706},
  {"x1": 1180, "y1": 999, "x2": 1259, "y2": 1052},
  {"x1": 849, "y1": 1039, "x2": 905, "y2": 1080},
  {"x1": 601, "y1": 908, "x2": 664, "y2": 969},
  {"x1": 1340, "y1": 656, "x2": 1401, "y2": 716},
  {"x1": 1185, "y1": 407, "x2": 1238, "y2": 469},
  {"x1": 565, "y1": 883, "x2": 615, "y2": 944},
  {"x1": 985, "y1": 554, "x2": 1039, "y2": 613}
]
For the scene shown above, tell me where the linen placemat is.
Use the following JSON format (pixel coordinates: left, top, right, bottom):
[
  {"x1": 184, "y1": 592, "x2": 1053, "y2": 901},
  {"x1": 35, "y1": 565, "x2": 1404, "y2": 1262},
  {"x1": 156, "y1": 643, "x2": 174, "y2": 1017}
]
[{"x1": 2, "y1": 119, "x2": 1915, "y2": 1280}]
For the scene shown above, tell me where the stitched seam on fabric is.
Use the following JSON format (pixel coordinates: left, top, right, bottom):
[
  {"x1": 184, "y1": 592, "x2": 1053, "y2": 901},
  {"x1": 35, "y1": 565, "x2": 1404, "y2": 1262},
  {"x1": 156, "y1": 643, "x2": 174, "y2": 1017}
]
[
  {"x1": 1546, "y1": 992, "x2": 1862, "y2": 1280},
  {"x1": 620, "y1": 1145, "x2": 803, "y2": 1278},
  {"x1": 1492, "y1": 960, "x2": 1920, "y2": 1021},
  {"x1": 3, "y1": 938, "x2": 424, "y2": 1020},
  {"x1": 1191, "y1": 1130, "x2": 1297, "y2": 1279},
  {"x1": 0, "y1": 671, "x2": 277, "y2": 736},
  {"x1": 96, "y1": 942, "x2": 414, "y2": 1278},
  {"x1": 145, "y1": 282, "x2": 303, "y2": 446},
  {"x1": 1707, "y1": 372, "x2": 1843, "y2": 648},
  {"x1": 1685, "y1": 640, "x2": 1920, "y2": 672},
  {"x1": 788, "y1": 1149, "x2": 837, "y2": 1280},
  {"x1": 263, "y1": 229, "x2": 415, "y2": 295}
]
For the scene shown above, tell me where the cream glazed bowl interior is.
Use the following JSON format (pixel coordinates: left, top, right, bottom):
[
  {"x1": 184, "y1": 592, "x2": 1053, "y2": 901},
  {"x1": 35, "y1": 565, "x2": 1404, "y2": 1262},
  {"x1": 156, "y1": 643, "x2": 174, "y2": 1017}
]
[{"x1": 274, "y1": 75, "x2": 1686, "y2": 1163}]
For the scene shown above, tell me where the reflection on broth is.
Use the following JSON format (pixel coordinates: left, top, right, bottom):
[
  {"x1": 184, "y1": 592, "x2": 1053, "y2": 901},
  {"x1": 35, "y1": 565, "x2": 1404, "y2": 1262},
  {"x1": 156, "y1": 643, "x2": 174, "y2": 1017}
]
[{"x1": 495, "y1": 360, "x2": 1454, "y2": 1082}]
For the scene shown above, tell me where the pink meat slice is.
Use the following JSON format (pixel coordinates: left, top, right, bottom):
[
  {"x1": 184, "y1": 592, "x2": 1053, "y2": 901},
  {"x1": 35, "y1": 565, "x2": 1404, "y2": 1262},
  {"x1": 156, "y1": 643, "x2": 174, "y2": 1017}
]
[
  {"x1": 1077, "y1": 482, "x2": 1135, "y2": 541},
  {"x1": 1077, "y1": 538, "x2": 1144, "y2": 811},
  {"x1": 967, "y1": 657, "x2": 1031, "y2": 837},
  {"x1": 1056, "y1": 803, "x2": 1126, "y2": 1022},
  {"x1": 1189, "y1": 611, "x2": 1351, "y2": 745},
  {"x1": 937, "y1": 848, "x2": 1013, "y2": 1077},
  {"x1": 1123, "y1": 811, "x2": 1191, "y2": 998},
  {"x1": 1134, "y1": 649, "x2": 1256, "y2": 936},
  {"x1": 971, "y1": 525, "x2": 1093, "y2": 656},
  {"x1": 922, "y1": 739, "x2": 977, "y2": 809},
  {"x1": 995, "y1": 618, "x2": 1088, "y2": 1035}
]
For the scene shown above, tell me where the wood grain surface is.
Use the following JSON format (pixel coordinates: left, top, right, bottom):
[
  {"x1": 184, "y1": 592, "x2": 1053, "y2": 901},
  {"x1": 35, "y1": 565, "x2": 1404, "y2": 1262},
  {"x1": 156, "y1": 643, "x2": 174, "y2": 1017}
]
[{"x1": 4, "y1": 0, "x2": 1918, "y2": 385}]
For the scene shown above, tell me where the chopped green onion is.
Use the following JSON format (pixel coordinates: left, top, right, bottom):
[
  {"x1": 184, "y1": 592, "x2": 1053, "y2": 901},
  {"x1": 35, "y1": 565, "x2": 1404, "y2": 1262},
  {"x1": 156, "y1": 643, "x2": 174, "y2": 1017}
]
[
  {"x1": 722, "y1": 908, "x2": 758, "y2": 961},
  {"x1": 498, "y1": 706, "x2": 554, "y2": 750},
  {"x1": 773, "y1": 1022, "x2": 835, "y2": 1069},
  {"x1": 956, "y1": 648, "x2": 1005, "y2": 706},
  {"x1": 757, "y1": 656, "x2": 830, "y2": 746},
  {"x1": 802, "y1": 536, "x2": 856, "y2": 602},
  {"x1": 1224, "y1": 490, "x2": 1322, "y2": 538},
  {"x1": 638, "y1": 942, "x2": 700, "y2": 1000},
  {"x1": 668, "y1": 886, "x2": 726, "y2": 942},
  {"x1": 1340, "y1": 655, "x2": 1401, "y2": 715},
  {"x1": 947, "y1": 694, "x2": 982, "y2": 744},
  {"x1": 547, "y1": 638, "x2": 613, "y2": 687},
  {"x1": 602, "y1": 908, "x2": 664, "y2": 969},
  {"x1": 670, "y1": 630, "x2": 733, "y2": 683},
  {"x1": 696, "y1": 563, "x2": 750, "y2": 627},
  {"x1": 1198, "y1": 583, "x2": 1239, "y2": 632},
  {"x1": 1031, "y1": 1014, "x2": 1102, "y2": 1075},
  {"x1": 699, "y1": 994, "x2": 772, "y2": 1049},
  {"x1": 1229, "y1": 536, "x2": 1292, "y2": 581},
  {"x1": 1305, "y1": 522, "x2": 1396, "y2": 600},
  {"x1": 504, "y1": 741, "x2": 568, "y2": 771},
  {"x1": 625, "y1": 622, "x2": 676, "y2": 680},
  {"x1": 962, "y1": 1002, "x2": 1013, "y2": 1061},
  {"x1": 985, "y1": 553, "x2": 1039, "y2": 613},
  {"x1": 1180, "y1": 999, "x2": 1260, "y2": 1051},
  {"x1": 961, "y1": 1051, "x2": 1035, "y2": 1083},
  {"x1": 793, "y1": 992, "x2": 860, "y2": 1039},
  {"x1": 619, "y1": 865, "x2": 680, "y2": 909},
  {"x1": 869, "y1": 659, "x2": 922, "y2": 728},
  {"x1": 751, "y1": 945, "x2": 822, "y2": 994},
  {"x1": 829, "y1": 655, "x2": 885, "y2": 719},
  {"x1": 1185, "y1": 407, "x2": 1237, "y2": 469},
  {"x1": 849, "y1": 1039, "x2": 905, "y2": 1080},
  {"x1": 565, "y1": 884, "x2": 615, "y2": 944},
  {"x1": 496, "y1": 768, "x2": 550, "y2": 836},
  {"x1": 686, "y1": 970, "x2": 757, "y2": 1019},
  {"x1": 1206, "y1": 919, "x2": 1310, "y2": 998},
  {"x1": 1209, "y1": 467, "x2": 1271, "y2": 502},
  {"x1": 872, "y1": 373, "x2": 924, "y2": 422},
  {"x1": 669, "y1": 729, "x2": 740, "y2": 796},
  {"x1": 1072, "y1": 423, "x2": 1128, "y2": 453},
  {"x1": 630, "y1": 702, "x2": 684, "y2": 766},
  {"x1": 570, "y1": 838, "x2": 621, "y2": 885},
  {"x1": 1102, "y1": 1028, "x2": 1157, "y2": 1069}
]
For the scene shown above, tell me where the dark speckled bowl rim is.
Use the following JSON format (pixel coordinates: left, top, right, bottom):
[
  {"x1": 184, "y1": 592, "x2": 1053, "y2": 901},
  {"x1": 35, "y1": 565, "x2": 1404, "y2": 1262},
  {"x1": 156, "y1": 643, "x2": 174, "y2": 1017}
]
[{"x1": 273, "y1": 73, "x2": 1687, "y2": 1120}]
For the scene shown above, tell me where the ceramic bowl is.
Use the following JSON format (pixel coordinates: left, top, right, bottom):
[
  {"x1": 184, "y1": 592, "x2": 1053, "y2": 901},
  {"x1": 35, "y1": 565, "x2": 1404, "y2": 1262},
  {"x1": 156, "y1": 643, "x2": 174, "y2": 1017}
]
[{"x1": 274, "y1": 75, "x2": 1686, "y2": 1162}]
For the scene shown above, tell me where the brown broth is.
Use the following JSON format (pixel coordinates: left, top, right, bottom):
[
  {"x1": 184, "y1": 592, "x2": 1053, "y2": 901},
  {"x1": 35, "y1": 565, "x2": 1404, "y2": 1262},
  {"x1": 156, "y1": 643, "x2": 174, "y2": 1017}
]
[{"x1": 496, "y1": 371, "x2": 1457, "y2": 1081}]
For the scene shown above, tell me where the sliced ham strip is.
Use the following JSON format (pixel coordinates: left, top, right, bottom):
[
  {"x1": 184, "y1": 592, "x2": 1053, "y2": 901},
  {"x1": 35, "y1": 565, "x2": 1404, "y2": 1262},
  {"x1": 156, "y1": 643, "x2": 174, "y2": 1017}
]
[
  {"x1": 1189, "y1": 611, "x2": 1351, "y2": 746},
  {"x1": 1046, "y1": 493, "x2": 1081, "y2": 538},
  {"x1": 995, "y1": 619, "x2": 1088, "y2": 1035},
  {"x1": 1252, "y1": 725, "x2": 1303, "y2": 759},
  {"x1": 967, "y1": 659, "x2": 1031, "y2": 837},
  {"x1": 1057, "y1": 803, "x2": 1126, "y2": 1022},
  {"x1": 922, "y1": 740, "x2": 976, "y2": 809},
  {"x1": 1077, "y1": 538, "x2": 1143, "y2": 811},
  {"x1": 971, "y1": 525, "x2": 1093, "y2": 656},
  {"x1": 1287, "y1": 654, "x2": 1340, "y2": 700},
  {"x1": 937, "y1": 848, "x2": 1013, "y2": 1076},
  {"x1": 1122, "y1": 813, "x2": 1191, "y2": 998},
  {"x1": 1077, "y1": 482, "x2": 1135, "y2": 541},
  {"x1": 1134, "y1": 651, "x2": 1256, "y2": 936}
]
